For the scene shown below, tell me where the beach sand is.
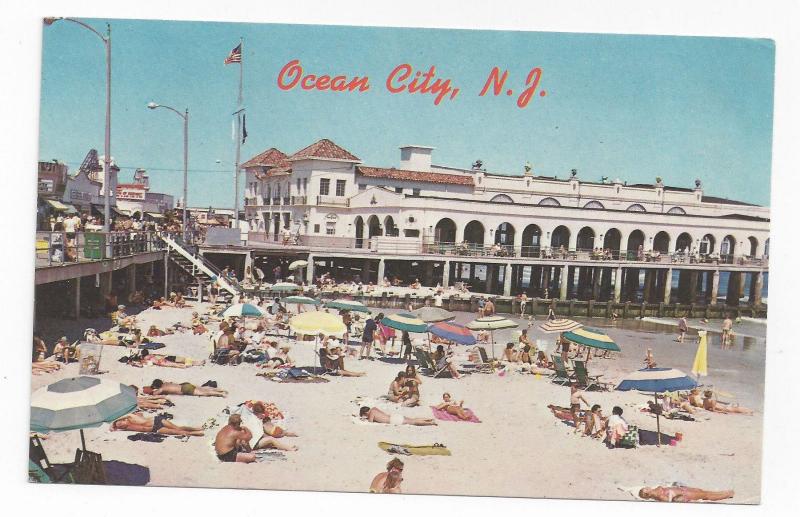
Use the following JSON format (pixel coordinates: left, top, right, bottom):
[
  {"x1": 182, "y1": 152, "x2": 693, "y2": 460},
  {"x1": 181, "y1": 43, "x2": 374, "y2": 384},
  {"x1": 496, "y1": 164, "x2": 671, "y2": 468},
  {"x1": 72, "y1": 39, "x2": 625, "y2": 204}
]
[{"x1": 32, "y1": 303, "x2": 765, "y2": 503}]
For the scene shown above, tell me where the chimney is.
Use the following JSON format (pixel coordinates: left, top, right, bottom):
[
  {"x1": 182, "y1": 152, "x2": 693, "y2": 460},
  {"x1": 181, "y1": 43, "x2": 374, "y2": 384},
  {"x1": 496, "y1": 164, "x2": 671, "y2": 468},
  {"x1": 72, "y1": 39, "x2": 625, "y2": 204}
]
[{"x1": 399, "y1": 145, "x2": 434, "y2": 172}]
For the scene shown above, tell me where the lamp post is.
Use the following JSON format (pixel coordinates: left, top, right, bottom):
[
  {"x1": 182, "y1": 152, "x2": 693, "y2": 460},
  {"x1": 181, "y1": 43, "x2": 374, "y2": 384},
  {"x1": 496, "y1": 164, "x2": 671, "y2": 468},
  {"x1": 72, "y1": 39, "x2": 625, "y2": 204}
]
[
  {"x1": 147, "y1": 102, "x2": 189, "y2": 240},
  {"x1": 45, "y1": 17, "x2": 112, "y2": 232}
]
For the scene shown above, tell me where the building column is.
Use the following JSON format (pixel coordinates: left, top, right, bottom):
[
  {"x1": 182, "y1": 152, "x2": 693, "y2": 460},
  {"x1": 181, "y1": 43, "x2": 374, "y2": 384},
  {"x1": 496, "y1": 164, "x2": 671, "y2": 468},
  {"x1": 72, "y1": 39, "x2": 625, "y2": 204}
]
[
  {"x1": 559, "y1": 266, "x2": 569, "y2": 300},
  {"x1": 163, "y1": 253, "x2": 169, "y2": 299},
  {"x1": 726, "y1": 271, "x2": 741, "y2": 306},
  {"x1": 710, "y1": 270, "x2": 720, "y2": 305},
  {"x1": 99, "y1": 270, "x2": 113, "y2": 296},
  {"x1": 688, "y1": 271, "x2": 698, "y2": 304},
  {"x1": 503, "y1": 263, "x2": 513, "y2": 296},
  {"x1": 128, "y1": 264, "x2": 136, "y2": 295},
  {"x1": 752, "y1": 271, "x2": 764, "y2": 306},
  {"x1": 642, "y1": 270, "x2": 653, "y2": 303},
  {"x1": 423, "y1": 261, "x2": 434, "y2": 287},
  {"x1": 376, "y1": 258, "x2": 385, "y2": 285},
  {"x1": 73, "y1": 277, "x2": 81, "y2": 319},
  {"x1": 442, "y1": 260, "x2": 451, "y2": 288},
  {"x1": 362, "y1": 259, "x2": 372, "y2": 283},
  {"x1": 614, "y1": 266, "x2": 623, "y2": 303},
  {"x1": 592, "y1": 267, "x2": 602, "y2": 300},
  {"x1": 663, "y1": 268, "x2": 672, "y2": 304}
]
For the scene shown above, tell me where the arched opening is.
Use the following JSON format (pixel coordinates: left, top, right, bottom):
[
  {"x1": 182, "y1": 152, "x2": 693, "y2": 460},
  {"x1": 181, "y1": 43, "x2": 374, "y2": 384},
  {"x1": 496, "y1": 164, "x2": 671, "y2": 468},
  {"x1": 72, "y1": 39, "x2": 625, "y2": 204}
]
[
  {"x1": 721, "y1": 235, "x2": 736, "y2": 257},
  {"x1": 538, "y1": 197, "x2": 561, "y2": 207},
  {"x1": 583, "y1": 200, "x2": 604, "y2": 209},
  {"x1": 434, "y1": 218, "x2": 456, "y2": 244},
  {"x1": 354, "y1": 216, "x2": 364, "y2": 248},
  {"x1": 667, "y1": 206, "x2": 687, "y2": 215},
  {"x1": 490, "y1": 194, "x2": 514, "y2": 203},
  {"x1": 699, "y1": 234, "x2": 715, "y2": 255},
  {"x1": 463, "y1": 220, "x2": 485, "y2": 246},
  {"x1": 551, "y1": 225, "x2": 570, "y2": 250},
  {"x1": 577, "y1": 226, "x2": 595, "y2": 250},
  {"x1": 494, "y1": 222, "x2": 515, "y2": 245},
  {"x1": 650, "y1": 231, "x2": 669, "y2": 254},
  {"x1": 627, "y1": 203, "x2": 646, "y2": 212},
  {"x1": 384, "y1": 215, "x2": 398, "y2": 237},
  {"x1": 764, "y1": 238, "x2": 770, "y2": 257},
  {"x1": 676, "y1": 232, "x2": 693, "y2": 253},
  {"x1": 603, "y1": 228, "x2": 622, "y2": 258},
  {"x1": 521, "y1": 224, "x2": 542, "y2": 257},
  {"x1": 748, "y1": 236, "x2": 758, "y2": 257},
  {"x1": 367, "y1": 215, "x2": 382, "y2": 239},
  {"x1": 627, "y1": 230, "x2": 645, "y2": 260}
]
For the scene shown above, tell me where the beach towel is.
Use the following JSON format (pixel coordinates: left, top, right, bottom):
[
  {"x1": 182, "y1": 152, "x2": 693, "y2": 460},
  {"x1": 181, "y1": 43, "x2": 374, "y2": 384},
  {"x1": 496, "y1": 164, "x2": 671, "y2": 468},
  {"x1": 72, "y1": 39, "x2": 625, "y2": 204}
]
[
  {"x1": 430, "y1": 406, "x2": 481, "y2": 423},
  {"x1": 138, "y1": 342, "x2": 165, "y2": 350},
  {"x1": 637, "y1": 429, "x2": 675, "y2": 446},
  {"x1": 378, "y1": 442, "x2": 451, "y2": 456},
  {"x1": 126, "y1": 433, "x2": 167, "y2": 443}
]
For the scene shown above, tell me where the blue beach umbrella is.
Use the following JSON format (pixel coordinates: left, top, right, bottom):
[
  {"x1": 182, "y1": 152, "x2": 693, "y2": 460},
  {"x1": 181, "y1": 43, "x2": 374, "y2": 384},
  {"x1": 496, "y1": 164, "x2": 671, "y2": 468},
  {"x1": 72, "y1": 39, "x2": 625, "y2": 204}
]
[
  {"x1": 428, "y1": 321, "x2": 477, "y2": 346},
  {"x1": 617, "y1": 367, "x2": 698, "y2": 446},
  {"x1": 218, "y1": 302, "x2": 266, "y2": 318}
]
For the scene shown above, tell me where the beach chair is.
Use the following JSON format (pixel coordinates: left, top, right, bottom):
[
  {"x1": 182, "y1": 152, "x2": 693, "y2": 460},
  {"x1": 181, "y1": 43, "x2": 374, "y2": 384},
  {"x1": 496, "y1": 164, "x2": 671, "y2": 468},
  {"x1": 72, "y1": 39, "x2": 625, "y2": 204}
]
[
  {"x1": 550, "y1": 355, "x2": 574, "y2": 385},
  {"x1": 29, "y1": 435, "x2": 75, "y2": 484},
  {"x1": 471, "y1": 346, "x2": 495, "y2": 373},
  {"x1": 573, "y1": 360, "x2": 612, "y2": 391}
]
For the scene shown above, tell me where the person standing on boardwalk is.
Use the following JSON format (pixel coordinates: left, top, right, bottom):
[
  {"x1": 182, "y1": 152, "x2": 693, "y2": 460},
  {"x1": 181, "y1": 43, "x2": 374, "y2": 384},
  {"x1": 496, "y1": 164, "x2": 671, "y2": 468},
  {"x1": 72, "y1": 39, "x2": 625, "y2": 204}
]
[{"x1": 677, "y1": 315, "x2": 689, "y2": 343}]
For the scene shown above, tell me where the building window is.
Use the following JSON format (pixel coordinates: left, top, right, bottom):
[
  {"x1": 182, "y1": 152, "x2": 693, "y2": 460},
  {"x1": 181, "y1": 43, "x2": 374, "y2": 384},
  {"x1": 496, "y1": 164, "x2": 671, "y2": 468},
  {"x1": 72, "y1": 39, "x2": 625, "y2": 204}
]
[
  {"x1": 314, "y1": 224, "x2": 320, "y2": 233},
  {"x1": 320, "y1": 178, "x2": 330, "y2": 196},
  {"x1": 412, "y1": 188, "x2": 421, "y2": 196},
  {"x1": 583, "y1": 200, "x2": 604, "y2": 209},
  {"x1": 296, "y1": 178, "x2": 301, "y2": 191},
  {"x1": 667, "y1": 206, "x2": 687, "y2": 215},
  {"x1": 395, "y1": 187, "x2": 403, "y2": 194},
  {"x1": 538, "y1": 197, "x2": 560, "y2": 207},
  {"x1": 359, "y1": 184, "x2": 367, "y2": 191},
  {"x1": 627, "y1": 203, "x2": 646, "y2": 212},
  {"x1": 302, "y1": 178, "x2": 308, "y2": 194},
  {"x1": 326, "y1": 222, "x2": 336, "y2": 235},
  {"x1": 336, "y1": 179, "x2": 346, "y2": 197}
]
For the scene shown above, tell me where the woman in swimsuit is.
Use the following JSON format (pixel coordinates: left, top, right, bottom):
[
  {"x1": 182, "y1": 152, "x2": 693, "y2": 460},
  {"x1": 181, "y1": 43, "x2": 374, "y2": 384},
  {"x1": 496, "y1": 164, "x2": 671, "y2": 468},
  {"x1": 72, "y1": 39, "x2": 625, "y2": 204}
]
[
  {"x1": 111, "y1": 412, "x2": 204, "y2": 436},
  {"x1": 702, "y1": 391, "x2": 754, "y2": 415},
  {"x1": 370, "y1": 458, "x2": 404, "y2": 494},
  {"x1": 434, "y1": 393, "x2": 471, "y2": 420},
  {"x1": 387, "y1": 372, "x2": 407, "y2": 402}
]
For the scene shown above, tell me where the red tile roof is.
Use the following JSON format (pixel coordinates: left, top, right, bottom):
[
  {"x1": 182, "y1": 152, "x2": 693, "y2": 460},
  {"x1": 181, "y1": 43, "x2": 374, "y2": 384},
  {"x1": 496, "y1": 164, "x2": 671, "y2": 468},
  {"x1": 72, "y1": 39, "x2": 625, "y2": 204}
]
[
  {"x1": 288, "y1": 139, "x2": 360, "y2": 162},
  {"x1": 116, "y1": 183, "x2": 146, "y2": 189},
  {"x1": 241, "y1": 148, "x2": 289, "y2": 169},
  {"x1": 357, "y1": 166, "x2": 474, "y2": 186}
]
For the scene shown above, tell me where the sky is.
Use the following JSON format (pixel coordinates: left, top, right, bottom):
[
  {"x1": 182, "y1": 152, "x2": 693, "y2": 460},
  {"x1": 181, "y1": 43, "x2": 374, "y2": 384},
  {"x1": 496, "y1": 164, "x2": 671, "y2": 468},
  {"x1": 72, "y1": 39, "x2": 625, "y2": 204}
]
[{"x1": 39, "y1": 19, "x2": 775, "y2": 208}]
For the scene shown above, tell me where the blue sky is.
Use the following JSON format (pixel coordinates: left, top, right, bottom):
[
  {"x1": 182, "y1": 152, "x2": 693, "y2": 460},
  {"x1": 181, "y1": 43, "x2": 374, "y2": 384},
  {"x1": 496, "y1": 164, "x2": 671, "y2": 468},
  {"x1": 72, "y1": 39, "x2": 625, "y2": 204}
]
[{"x1": 39, "y1": 19, "x2": 775, "y2": 207}]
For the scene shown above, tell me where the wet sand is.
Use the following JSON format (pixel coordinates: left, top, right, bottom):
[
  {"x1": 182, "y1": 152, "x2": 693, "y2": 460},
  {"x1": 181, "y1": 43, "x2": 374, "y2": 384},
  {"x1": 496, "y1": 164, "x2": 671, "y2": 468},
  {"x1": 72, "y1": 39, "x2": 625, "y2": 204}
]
[{"x1": 32, "y1": 304, "x2": 765, "y2": 503}]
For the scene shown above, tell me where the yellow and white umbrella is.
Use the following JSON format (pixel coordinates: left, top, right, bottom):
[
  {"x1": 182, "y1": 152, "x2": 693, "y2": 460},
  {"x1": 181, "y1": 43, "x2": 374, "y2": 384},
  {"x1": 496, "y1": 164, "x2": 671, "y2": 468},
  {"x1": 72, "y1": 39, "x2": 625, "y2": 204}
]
[
  {"x1": 691, "y1": 330, "x2": 709, "y2": 379},
  {"x1": 289, "y1": 311, "x2": 347, "y2": 338}
]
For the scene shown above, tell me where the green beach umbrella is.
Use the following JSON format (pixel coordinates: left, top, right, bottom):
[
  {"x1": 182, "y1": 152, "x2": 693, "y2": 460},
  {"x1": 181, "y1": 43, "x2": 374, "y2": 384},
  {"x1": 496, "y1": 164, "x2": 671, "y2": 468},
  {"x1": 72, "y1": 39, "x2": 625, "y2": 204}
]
[
  {"x1": 466, "y1": 316, "x2": 518, "y2": 359},
  {"x1": 325, "y1": 299, "x2": 371, "y2": 313},
  {"x1": 411, "y1": 306, "x2": 455, "y2": 323},
  {"x1": 562, "y1": 327, "x2": 620, "y2": 351},
  {"x1": 285, "y1": 295, "x2": 321, "y2": 306},
  {"x1": 381, "y1": 312, "x2": 428, "y2": 333}
]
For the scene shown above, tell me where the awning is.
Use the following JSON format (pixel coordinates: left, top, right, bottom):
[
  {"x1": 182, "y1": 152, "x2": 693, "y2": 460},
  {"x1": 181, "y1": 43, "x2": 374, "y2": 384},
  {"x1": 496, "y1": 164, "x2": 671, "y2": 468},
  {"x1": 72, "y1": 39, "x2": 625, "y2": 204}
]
[
  {"x1": 46, "y1": 199, "x2": 69, "y2": 211},
  {"x1": 145, "y1": 212, "x2": 165, "y2": 219},
  {"x1": 92, "y1": 204, "x2": 129, "y2": 217}
]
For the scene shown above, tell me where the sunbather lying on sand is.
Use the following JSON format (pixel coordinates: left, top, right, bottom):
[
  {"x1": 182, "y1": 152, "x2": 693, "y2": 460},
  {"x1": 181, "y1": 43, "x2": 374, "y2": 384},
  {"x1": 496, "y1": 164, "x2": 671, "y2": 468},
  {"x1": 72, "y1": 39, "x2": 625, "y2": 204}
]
[
  {"x1": 148, "y1": 379, "x2": 227, "y2": 397},
  {"x1": 638, "y1": 486, "x2": 734, "y2": 502},
  {"x1": 370, "y1": 458, "x2": 404, "y2": 494},
  {"x1": 215, "y1": 414, "x2": 256, "y2": 463},
  {"x1": 434, "y1": 393, "x2": 472, "y2": 420},
  {"x1": 359, "y1": 406, "x2": 437, "y2": 426},
  {"x1": 137, "y1": 395, "x2": 173, "y2": 411},
  {"x1": 128, "y1": 350, "x2": 205, "y2": 368},
  {"x1": 147, "y1": 325, "x2": 174, "y2": 337},
  {"x1": 252, "y1": 414, "x2": 299, "y2": 452},
  {"x1": 702, "y1": 391, "x2": 754, "y2": 415},
  {"x1": 32, "y1": 360, "x2": 62, "y2": 374},
  {"x1": 111, "y1": 412, "x2": 204, "y2": 436}
]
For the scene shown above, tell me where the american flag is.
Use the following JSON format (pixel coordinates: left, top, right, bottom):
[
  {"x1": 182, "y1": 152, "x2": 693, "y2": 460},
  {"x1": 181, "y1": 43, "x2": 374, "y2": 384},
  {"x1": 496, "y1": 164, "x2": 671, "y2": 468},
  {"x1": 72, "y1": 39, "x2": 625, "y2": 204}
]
[{"x1": 224, "y1": 43, "x2": 242, "y2": 65}]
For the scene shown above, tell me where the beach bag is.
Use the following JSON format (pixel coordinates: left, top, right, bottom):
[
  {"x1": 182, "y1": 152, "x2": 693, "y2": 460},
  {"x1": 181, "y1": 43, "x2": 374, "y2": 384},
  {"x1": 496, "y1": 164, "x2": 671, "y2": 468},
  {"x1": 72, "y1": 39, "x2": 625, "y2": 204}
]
[{"x1": 620, "y1": 425, "x2": 639, "y2": 448}]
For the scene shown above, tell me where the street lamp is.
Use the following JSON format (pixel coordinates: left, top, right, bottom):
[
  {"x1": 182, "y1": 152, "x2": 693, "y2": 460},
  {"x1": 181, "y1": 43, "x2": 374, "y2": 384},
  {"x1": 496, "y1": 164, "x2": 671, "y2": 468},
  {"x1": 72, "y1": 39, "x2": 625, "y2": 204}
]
[
  {"x1": 147, "y1": 102, "x2": 189, "y2": 240},
  {"x1": 45, "y1": 17, "x2": 112, "y2": 232}
]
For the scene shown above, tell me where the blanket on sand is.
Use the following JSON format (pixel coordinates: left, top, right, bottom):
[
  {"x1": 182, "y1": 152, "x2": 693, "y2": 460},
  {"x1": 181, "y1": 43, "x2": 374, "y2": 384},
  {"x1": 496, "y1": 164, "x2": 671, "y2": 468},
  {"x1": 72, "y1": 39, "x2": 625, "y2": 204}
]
[{"x1": 430, "y1": 406, "x2": 481, "y2": 423}]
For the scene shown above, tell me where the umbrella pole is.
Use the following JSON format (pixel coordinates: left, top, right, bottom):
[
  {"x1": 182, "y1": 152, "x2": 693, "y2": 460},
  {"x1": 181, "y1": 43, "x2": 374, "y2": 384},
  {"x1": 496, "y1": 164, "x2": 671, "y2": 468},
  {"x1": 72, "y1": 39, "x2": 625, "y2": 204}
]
[
  {"x1": 655, "y1": 392, "x2": 661, "y2": 447},
  {"x1": 80, "y1": 428, "x2": 87, "y2": 451}
]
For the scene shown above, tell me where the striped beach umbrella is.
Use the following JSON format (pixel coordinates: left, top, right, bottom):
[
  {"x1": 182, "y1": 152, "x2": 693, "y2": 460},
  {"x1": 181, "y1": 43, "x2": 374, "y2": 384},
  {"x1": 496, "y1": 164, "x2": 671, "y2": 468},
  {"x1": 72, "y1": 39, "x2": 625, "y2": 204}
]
[
  {"x1": 466, "y1": 315, "x2": 519, "y2": 331},
  {"x1": 691, "y1": 330, "x2": 709, "y2": 379},
  {"x1": 218, "y1": 302, "x2": 266, "y2": 318},
  {"x1": 562, "y1": 327, "x2": 620, "y2": 351},
  {"x1": 381, "y1": 312, "x2": 428, "y2": 333},
  {"x1": 31, "y1": 377, "x2": 138, "y2": 449},
  {"x1": 411, "y1": 306, "x2": 455, "y2": 323},
  {"x1": 285, "y1": 295, "x2": 321, "y2": 306},
  {"x1": 270, "y1": 282, "x2": 301, "y2": 293},
  {"x1": 288, "y1": 260, "x2": 308, "y2": 271},
  {"x1": 617, "y1": 367, "x2": 698, "y2": 446},
  {"x1": 428, "y1": 321, "x2": 476, "y2": 346},
  {"x1": 538, "y1": 318, "x2": 583, "y2": 334},
  {"x1": 325, "y1": 298, "x2": 371, "y2": 313},
  {"x1": 289, "y1": 311, "x2": 347, "y2": 338}
]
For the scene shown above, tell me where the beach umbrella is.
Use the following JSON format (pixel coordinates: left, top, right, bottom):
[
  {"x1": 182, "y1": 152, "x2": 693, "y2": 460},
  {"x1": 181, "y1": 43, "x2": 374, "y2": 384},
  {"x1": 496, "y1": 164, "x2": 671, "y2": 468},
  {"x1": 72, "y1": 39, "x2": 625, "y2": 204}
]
[
  {"x1": 562, "y1": 327, "x2": 620, "y2": 362},
  {"x1": 616, "y1": 367, "x2": 698, "y2": 446},
  {"x1": 539, "y1": 318, "x2": 583, "y2": 334},
  {"x1": 270, "y1": 282, "x2": 301, "y2": 293},
  {"x1": 285, "y1": 295, "x2": 321, "y2": 306},
  {"x1": 411, "y1": 306, "x2": 455, "y2": 323},
  {"x1": 381, "y1": 312, "x2": 428, "y2": 333},
  {"x1": 428, "y1": 321, "x2": 476, "y2": 346},
  {"x1": 288, "y1": 260, "x2": 308, "y2": 271},
  {"x1": 218, "y1": 302, "x2": 266, "y2": 318},
  {"x1": 691, "y1": 330, "x2": 709, "y2": 379},
  {"x1": 466, "y1": 316, "x2": 518, "y2": 358},
  {"x1": 31, "y1": 376, "x2": 137, "y2": 450},
  {"x1": 289, "y1": 311, "x2": 347, "y2": 338},
  {"x1": 325, "y1": 298, "x2": 371, "y2": 313}
]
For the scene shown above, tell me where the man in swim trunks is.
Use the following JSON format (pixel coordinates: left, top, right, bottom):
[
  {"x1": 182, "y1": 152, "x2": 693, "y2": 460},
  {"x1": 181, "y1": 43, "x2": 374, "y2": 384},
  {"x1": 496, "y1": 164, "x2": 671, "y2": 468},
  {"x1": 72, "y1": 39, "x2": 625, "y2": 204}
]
[
  {"x1": 569, "y1": 383, "x2": 590, "y2": 434},
  {"x1": 370, "y1": 458, "x2": 404, "y2": 494},
  {"x1": 721, "y1": 314, "x2": 733, "y2": 347},
  {"x1": 149, "y1": 379, "x2": 228, "y2": 397},
  {"x1": 214, "y1": 414, "x2": 256, "y2": 463},
  {"x1": 359, "y1": 406, "x2": 437, "y2": 426},
  {"x1": 111, "y1": 412, "x2": 204, "y2": 436},
  {"x1": 639, "y1": 486, "x2": 734, "y2": 502}
]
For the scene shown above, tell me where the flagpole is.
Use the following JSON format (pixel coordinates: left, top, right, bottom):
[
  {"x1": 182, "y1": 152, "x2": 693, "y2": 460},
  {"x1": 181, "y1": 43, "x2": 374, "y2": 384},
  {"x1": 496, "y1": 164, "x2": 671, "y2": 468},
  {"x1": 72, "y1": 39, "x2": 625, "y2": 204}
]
[{"x1": 233, "y1": 37, "x2": 244, "y2": 230}]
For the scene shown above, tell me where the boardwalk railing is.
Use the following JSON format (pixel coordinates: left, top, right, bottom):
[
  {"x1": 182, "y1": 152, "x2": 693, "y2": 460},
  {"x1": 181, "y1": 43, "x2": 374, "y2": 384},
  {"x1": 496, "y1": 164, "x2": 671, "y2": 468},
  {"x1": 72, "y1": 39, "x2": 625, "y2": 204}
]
[{"x1": 35, "y1": 231, "x2": 166, "y2": 267}]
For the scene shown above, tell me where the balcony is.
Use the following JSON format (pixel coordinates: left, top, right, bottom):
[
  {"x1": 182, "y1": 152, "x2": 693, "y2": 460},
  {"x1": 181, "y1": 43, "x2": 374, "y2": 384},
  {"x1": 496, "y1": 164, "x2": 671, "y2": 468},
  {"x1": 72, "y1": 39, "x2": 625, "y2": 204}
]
[
  {"x1": 291, "y1": 195, "x2": 307, "y2": 205},
  {"x1": 282, "y1": 196, "x2": 290, "y2": 205},
  {"x1": 316, "y1": 195, "x2": 349, "y2": 207}
]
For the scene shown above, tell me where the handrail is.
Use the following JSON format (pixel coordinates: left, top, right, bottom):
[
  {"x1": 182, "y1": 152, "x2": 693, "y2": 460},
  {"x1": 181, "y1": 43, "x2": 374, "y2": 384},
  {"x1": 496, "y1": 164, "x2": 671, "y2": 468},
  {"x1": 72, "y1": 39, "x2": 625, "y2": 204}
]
[{"x1": 160, "y1": 233, "x2": 239, "y2": 295}]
